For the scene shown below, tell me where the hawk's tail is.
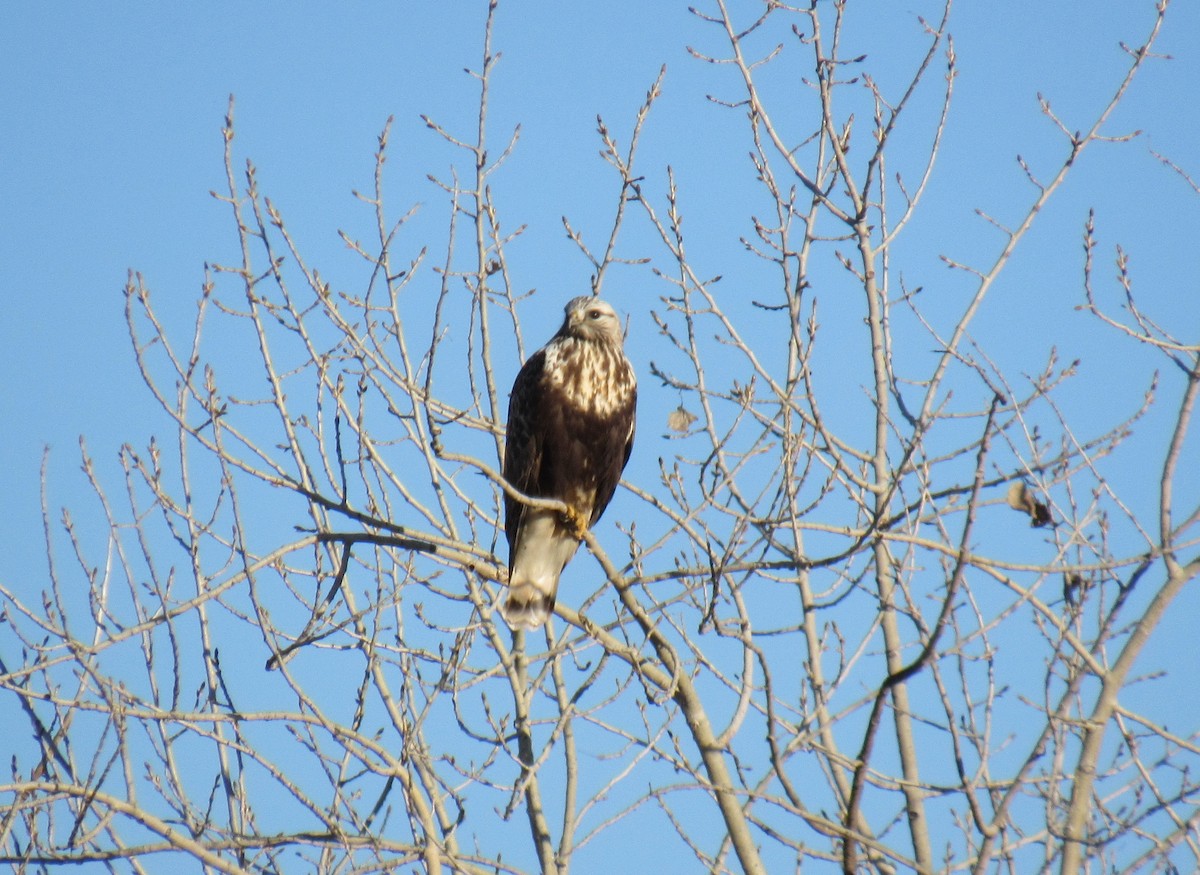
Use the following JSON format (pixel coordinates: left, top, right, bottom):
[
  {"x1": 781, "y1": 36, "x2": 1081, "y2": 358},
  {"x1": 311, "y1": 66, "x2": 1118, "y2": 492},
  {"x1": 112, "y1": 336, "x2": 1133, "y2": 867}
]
[
  {"x1": 498, "y1": 584, "x2": 556, "y2": 630},
  {"x1": 499, "y1": 508, "x2": 581, "y2": 630}
]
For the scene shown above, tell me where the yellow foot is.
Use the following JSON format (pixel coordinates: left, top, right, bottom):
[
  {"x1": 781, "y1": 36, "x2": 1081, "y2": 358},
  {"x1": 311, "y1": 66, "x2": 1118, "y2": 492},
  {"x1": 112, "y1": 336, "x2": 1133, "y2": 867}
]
[{"x1": 563, "y1": 505, "x2": 589, "y2": 540}]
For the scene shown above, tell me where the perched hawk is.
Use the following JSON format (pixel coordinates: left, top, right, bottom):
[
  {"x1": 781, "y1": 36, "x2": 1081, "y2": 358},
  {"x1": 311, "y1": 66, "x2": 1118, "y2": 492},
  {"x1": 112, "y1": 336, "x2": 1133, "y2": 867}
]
[{"x1": 500, "y1": 296, "x2": 637, "y2": 629}]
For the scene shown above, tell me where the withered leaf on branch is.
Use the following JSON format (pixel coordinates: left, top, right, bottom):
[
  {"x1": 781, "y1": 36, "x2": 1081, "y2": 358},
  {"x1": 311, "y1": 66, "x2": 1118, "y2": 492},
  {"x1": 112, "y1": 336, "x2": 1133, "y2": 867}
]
[
  {"x1": 1007, "y1": 481, "x2": 1053, "y2": 528},
  {"x1": 666, "y1": 404, "x2": 697, "y2": 434},
  {"x1": 1063, "y1": 573, "x2": 1088, "y2": 608}
]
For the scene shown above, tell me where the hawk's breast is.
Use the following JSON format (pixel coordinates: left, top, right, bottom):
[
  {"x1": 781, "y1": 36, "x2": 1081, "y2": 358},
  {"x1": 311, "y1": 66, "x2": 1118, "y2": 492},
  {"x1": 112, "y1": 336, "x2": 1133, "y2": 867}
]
[{"x1": 543, "y1": 338, "x2": 636, "y2": 418}]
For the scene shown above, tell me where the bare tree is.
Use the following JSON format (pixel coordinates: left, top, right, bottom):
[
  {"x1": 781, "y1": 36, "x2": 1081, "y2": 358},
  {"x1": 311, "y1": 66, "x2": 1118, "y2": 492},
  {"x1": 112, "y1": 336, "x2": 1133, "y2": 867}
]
[{"x1": 4, "y1": 1, "x2": 1198, "y2": 873}]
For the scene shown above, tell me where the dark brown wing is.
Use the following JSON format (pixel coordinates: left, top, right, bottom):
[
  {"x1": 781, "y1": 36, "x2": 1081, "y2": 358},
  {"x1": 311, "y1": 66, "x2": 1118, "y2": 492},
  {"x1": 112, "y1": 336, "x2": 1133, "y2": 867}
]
[
  {"x1": 587, "y1": 379, "x2": 636, "y2": 527},
  {"x1": 502, "y1": 349, "x2": 546, "y2": 554}
]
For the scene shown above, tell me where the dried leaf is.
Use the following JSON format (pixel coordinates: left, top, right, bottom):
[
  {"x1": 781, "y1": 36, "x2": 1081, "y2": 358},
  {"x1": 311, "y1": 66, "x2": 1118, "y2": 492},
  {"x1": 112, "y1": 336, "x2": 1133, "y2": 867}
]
[
  {"x1": 1007, "y1": 481, "x2": 1052, "y2": 528},
  {"x1": 667, "y1": 404, "x2": 697, "y2": 433}
]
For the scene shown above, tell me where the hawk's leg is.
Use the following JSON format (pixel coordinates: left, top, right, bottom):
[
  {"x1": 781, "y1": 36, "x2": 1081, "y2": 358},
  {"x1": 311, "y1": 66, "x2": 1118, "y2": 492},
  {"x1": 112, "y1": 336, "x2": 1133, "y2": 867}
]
[{"x1": 563, "y1": 506, "x2": 589, "y2": 540}]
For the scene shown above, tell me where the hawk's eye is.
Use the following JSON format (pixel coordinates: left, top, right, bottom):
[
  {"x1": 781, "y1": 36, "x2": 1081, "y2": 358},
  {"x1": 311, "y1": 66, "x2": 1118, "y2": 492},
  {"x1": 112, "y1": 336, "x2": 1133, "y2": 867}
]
[{"x1": 589, "y1": 310, "x2": 602, "y2": 320}]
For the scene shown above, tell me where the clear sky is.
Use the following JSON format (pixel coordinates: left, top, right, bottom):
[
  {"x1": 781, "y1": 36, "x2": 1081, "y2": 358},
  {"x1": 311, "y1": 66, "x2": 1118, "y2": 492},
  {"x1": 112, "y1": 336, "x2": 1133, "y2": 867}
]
[
  {"x1": 2, "y1": 2, "x2": 1196, "y2": 489},
  {"x1": 2, "y1": 1, "x2": 1198, "y2": 870}
]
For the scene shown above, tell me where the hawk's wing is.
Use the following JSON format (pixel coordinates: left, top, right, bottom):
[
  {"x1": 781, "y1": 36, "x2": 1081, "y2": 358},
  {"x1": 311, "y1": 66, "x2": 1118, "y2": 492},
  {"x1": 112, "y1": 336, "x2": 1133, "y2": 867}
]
[
  {"x1": 501, "y1": 347, "x2": 583, "y2": 629},
  {"x1": 587, "y1": 381, "x2": 636, "y2": 528},
  {"x1": 502, "y1": 348, "x2": 546, "y2": 552}
]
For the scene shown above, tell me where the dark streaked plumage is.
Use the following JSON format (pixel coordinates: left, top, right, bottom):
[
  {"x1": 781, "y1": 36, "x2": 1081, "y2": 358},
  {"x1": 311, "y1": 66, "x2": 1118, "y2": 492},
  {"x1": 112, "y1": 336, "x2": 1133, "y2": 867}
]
[{"x1": 500, "y1": 296, "x2": 637, "y2": 629}]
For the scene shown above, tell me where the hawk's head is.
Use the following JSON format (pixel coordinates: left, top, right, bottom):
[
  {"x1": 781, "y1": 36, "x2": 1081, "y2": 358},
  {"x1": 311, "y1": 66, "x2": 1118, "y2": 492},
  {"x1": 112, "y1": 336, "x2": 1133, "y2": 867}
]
[{"x1": 560, "y1": 296, "x2": 623, "y2": 346}]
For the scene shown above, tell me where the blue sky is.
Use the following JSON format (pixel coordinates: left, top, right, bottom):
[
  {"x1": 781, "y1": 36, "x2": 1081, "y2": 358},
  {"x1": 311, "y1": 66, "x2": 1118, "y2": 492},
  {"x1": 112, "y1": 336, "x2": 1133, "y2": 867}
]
[
  {"x1": 3, "y1": 1, "x2": 1196, "y2": 509},
  {"x1": 2, "y1": 1, "x2": 1199, "y2": 870}
]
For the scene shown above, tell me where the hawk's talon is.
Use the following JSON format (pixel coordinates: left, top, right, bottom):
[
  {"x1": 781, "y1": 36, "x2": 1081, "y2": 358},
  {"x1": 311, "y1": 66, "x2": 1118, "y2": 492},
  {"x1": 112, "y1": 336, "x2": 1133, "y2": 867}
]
[{"x1": 563, "y1": 506, "x2": 589, "y2": 540}]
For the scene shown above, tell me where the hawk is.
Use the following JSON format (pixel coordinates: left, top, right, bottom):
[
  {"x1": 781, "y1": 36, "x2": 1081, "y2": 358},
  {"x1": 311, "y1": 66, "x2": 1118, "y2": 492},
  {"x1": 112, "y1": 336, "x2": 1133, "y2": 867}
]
[{"x1": 499, "y1": 296, "x2": 637, "y2": 630}]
